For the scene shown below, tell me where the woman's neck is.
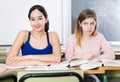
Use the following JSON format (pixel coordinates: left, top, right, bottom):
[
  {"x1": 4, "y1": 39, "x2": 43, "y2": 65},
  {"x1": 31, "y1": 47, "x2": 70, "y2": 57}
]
[
  {"x1": 83, "y1": 34, "x2": 92, "y2": 40},
  {"x1": 31, "y1": 30, "x2": 45, "y2": 39}
]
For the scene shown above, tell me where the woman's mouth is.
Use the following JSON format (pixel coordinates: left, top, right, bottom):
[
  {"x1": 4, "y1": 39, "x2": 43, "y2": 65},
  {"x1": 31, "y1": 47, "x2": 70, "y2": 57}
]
[
  {"x1": 34, "y1": 25, "x2": 40, "y2": 29},
  {"x1": 87, "y1": 30, "x2": 92, "y2": 33}
]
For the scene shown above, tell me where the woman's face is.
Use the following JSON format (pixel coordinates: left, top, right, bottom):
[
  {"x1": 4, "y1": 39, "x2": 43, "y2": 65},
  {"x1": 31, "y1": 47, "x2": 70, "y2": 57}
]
[
  {"x1": 80, "y1": 17, "x2": 96, "y2": 36},
  {"x1": 30, "y1": 9, "x2": 47, "y2": 32}
]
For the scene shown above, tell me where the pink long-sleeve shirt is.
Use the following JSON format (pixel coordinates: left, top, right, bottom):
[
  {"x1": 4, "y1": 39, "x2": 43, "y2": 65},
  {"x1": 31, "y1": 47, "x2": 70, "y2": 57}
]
[{"x1": 65, "y1": 32, "x2": 115, "y2": 61}]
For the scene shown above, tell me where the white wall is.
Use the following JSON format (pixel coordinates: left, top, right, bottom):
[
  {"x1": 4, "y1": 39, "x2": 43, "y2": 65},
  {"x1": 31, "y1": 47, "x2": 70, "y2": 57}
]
[{"x1": 62, "y1": 0, "x2": 71, "y2": 48}]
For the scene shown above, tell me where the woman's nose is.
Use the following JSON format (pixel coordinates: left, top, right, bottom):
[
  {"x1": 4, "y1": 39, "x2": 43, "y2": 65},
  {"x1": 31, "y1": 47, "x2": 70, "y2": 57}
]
[
  {"x1": 35, "y1": 20, "x2": 39, "y2": 24},
  {"x1": 87, "y1": 24, "x2": 92, "y2": 29}
]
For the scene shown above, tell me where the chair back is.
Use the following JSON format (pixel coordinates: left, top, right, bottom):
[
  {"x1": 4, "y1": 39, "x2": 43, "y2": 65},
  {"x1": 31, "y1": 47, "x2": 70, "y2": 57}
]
[{"x1": 18, "y1": 70, "x2": 84, "y2": 82}]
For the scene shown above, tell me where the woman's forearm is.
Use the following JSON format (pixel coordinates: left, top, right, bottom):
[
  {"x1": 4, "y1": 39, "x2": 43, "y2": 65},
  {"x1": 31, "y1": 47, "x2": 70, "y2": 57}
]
[
  {"x1": 7, "y1": 60, "x2": 50, "y2": 66},
  {"x1": 28, "y1": 54, "x2": 61, "y2": 62}
]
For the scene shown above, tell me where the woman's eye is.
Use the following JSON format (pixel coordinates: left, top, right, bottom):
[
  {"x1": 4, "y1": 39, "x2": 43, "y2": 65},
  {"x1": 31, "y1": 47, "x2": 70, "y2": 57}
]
[
  {"x1": 38, "y1": 17, "x2": 42, "y2": 20},
  {"x1": 91, "y1": 22, "x2": 94, "y2": 25},
  {"x1": 30, "y1": 18, "x2": 35, "y2": 21},
  {"x1": 84, "y1": 22, "x2": 88, "y2": 25}
]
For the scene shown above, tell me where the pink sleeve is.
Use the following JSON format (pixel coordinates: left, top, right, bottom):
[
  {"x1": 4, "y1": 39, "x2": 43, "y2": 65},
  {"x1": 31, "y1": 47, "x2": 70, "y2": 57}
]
[
  {"x1": 65, "y1": 35, "x2": 75, "y2": 61},
  {"x1": 99, "y1": 34, "x2": 115, "y2": 60}
]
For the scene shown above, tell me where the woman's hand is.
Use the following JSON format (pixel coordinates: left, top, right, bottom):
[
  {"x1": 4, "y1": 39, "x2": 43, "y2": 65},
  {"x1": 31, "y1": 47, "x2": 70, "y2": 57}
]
[
  {"x1": 6, "y1": 56, "x2": 30, "y2": 66},
  {"x1": 6, "y1": 56, "x2": 20, "y2": 66}
]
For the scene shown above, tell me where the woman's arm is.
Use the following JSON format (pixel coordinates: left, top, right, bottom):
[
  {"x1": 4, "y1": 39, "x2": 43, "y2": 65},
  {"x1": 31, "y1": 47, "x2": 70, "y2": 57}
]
[
  {"x1": 65, "y1": 35, "x2": 76, "y2": 61},
  {"x1": 6, "y1": 55, "x2": 59, "y2": 66},
  {"x1": 6, "y1": 30, "x2": 28, "y2": 65},
  {"x1": 7, "y1": 59, "x2": 48, "y2": 66},
  {"x1": 97, "y1": 34, "x2": 115, "y2": 60}
]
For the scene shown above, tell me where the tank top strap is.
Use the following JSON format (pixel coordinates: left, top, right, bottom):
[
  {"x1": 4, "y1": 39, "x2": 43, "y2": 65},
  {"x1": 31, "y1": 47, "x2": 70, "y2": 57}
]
[
  {"x1": 27, "y1": 32, "x2": 31, "y2": 41},
  {"x1": 46, "y1": 32, "x2": 50, "y2": 43}
]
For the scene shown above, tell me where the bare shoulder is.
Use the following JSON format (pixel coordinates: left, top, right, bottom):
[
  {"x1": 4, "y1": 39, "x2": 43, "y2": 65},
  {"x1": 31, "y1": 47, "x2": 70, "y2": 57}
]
[
  {"x1": 49, "y1": 32, "x2": 60, "y2": 44},
  {"x1": 14, "y1": 30, "x2": 29, "y2": 43},
  {"x1": 49, "y1": 32, "x2": 59, "y2": 38},
  {"x1": 17, "y1": 30, "x2": 29, "y2": 37}
]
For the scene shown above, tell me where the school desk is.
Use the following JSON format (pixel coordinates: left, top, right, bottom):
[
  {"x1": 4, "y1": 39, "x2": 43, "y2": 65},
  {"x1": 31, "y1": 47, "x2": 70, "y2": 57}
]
[
  {"x1": 1, "y1": 68, "x2": 83, "y2": 82},
  {"x1": 1, "y1": 66, "x2": 120, "y2": 82}
]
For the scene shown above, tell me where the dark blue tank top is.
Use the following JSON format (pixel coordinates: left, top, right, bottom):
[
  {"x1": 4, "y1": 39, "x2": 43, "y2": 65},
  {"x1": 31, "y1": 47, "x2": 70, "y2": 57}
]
[{"x1": 21, "y1": 32, "x2": 53, "y2": 55}]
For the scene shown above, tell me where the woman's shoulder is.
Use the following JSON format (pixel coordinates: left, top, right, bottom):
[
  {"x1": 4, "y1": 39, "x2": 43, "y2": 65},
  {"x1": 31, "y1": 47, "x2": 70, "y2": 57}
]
[
  {"x1": 18, "y1": 30, "x2": 29, "y2": 35},
  {"x1": 17, "y1": 30, "x2": 29, "y2": 38},
  {"x1": 68, "y1": 34, "x2": 76, "y2": 39},
  {"x1": 96, "y1": 32, "x2": 105, "y2": 38},
  {"x1": 48, "y1": 32, "x2": 59, "y2": 40},
  {"x1": 48, "y1": 32, "x2": 60, "y2": 44},
  {"x1": 49, "y1": 31, "x2": 58, "y2": 35},
  {"x1": 49, "y1": 32, "x2": 59, "y2": 37},
  {"x1": 66, "y1": 34, "x2": 76, "y2": 43},
  {"x1": 94, "y1": 32, "x2": 107, "y2": 41}
]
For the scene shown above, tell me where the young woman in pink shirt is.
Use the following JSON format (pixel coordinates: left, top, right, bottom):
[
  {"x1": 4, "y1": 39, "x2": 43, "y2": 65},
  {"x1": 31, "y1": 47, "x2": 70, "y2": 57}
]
[
  {"x1": 65, "y1": 8, "x2": 115, "y2": 82},
  {"x1": 65, "y1": 8, "x2": 115, "y2": 61}
]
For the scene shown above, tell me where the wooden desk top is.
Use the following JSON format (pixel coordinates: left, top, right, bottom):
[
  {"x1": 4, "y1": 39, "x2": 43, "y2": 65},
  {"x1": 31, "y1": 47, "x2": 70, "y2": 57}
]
[
  {"x1": 102, "y1": 66, "x2": 120, "y2": 71},
  {"x1": 69, "y1": 66, "x2": 120, "y2": 74},
  {"x1": 84, "y1": 67, "x2": 105, "y2": 74},
  {"x1": 84, "y1": 66, "x2": 120, "y2": 74},
  {"x1": 61, "y1": 66, "x2": 105, "y2": 74}
]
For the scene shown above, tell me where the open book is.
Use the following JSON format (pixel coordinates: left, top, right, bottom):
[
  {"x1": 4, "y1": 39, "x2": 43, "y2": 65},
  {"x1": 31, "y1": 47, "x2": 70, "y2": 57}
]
[
  {"x1": 68, "y1": 58, "x2": 102, "y2": 70},
  {"x1": 80, "y1": 59, "x2": 102, "y2": 70},
  {"x1": 100, "y1": 59, "x2": 120, "y2": 67},
  {"x1": 68, "y1": 58, "x2": 120, "y2": 70},
  {"x1": 68, "y1": 58, "x2": 89, "y2": 67}
]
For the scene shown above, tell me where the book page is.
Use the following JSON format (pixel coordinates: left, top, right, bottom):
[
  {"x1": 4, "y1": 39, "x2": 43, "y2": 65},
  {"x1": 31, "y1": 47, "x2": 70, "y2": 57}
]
[
  {"x1": 69, "y1": 59, "x2": 102, "y2": 70},
  {"x1": 101, "y1": 59, "x2": 120, "y2": 67},
  {"x1": 69, "y1": 58, "x2": 89, "y2": 67},
  {"x1": 25, "y1": 63, "x2": 69, "y2": 70},
  {"x1": 5, "y1": 65, "x2": 27, "y2": 69},
  {"x1": 80, "y1": 61, "x2": 102, "y2": 70},
  {"x1": 0, "y1": 64, "x2": 7, "y2": 73}
]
